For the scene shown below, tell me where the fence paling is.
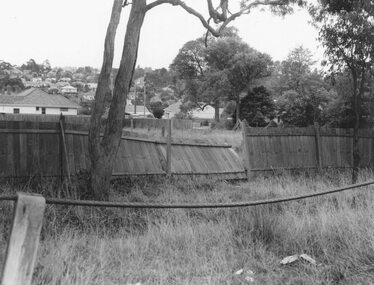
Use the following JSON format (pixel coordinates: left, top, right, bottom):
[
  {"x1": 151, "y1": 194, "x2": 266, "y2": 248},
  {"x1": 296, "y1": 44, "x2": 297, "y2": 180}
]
[
  {"x1": 59, "y1": 115, "x2": 71, "y2": 183},
  {"x1": 243, "y1": 127, "x2": 374, "y2": 175},
  {"x1": 0, "y1": 117, "x2": 244, "y2": 179},
  {"x1": 166, "y1": 119, "x2": 172, "y2": 177},
  {"x1": 1, "y1": 193, "x2": 45, "y2": 285},
  {"x1": 314, "y1": 122, "x2": 323, "y2": 170},
  {"x1": 240, "y1": 120, "x2": 252, "y2": 179}
]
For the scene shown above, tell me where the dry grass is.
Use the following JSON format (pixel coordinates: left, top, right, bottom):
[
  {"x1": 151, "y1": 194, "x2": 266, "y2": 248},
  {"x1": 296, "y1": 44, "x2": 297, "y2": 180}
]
[{"x1": 1, "y1": 171, "x2": 374, "y2": 284}]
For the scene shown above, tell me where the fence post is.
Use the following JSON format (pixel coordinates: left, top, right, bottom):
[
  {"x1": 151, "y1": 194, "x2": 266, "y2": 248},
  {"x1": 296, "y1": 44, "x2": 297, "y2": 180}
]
[
  {"x1": 59, "y1": 114, "x2": 64, "y2": 183},
  {"x1": 1, "y1": 193, "x2": 46, "y2": 285},
  {"x1": 166, "y1": 119, "x2": 172, "y2": 177},
  {"x1": 314, "y1": 122, "x2": 323, "y2": 171},
  {"x1": 241, "y1": 120, "x2": 253, "y2": 180},
  {"x1": 59, "y1": 115, "x2": 71, "y2": 184}
]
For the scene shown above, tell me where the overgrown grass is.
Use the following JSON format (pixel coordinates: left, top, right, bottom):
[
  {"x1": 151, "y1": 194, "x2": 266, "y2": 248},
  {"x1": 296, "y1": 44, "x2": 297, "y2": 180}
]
[{"x1": 1, "y1": 170, "x2": 374, "y2": 284}]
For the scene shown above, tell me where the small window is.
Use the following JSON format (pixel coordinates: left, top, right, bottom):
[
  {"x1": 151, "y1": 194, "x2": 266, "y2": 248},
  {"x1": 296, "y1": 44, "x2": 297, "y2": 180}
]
[
  {"x1": 60, "y1": 108, "x2": 68, "y2": 112},
  {"x1": 13, "y1": 108, "x2": 20, "y2": 114},
  {"x1": 36, "y1": 107, "x2": 39, "y2": 111},
  {"x1": 42, "y1": 107, "x2": 46, "y2": 115}
]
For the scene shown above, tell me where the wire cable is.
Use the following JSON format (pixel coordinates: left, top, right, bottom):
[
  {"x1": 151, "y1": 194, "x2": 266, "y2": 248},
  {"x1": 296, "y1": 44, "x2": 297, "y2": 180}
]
[
  {"x1": 1, "y1": 180, "x2": 374, "y2": 209},
  {"x1": 0, "y1": 195, "x2": 16, "y2": 201},
  {"x1": 44, "y1": 180, "x2": 374, "y2": 209}
]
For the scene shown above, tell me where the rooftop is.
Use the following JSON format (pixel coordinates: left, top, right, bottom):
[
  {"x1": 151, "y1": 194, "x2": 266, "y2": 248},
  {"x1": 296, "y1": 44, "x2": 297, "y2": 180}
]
[{"x1": 0, "y1": 88, "x2": 79, "y2": 108}]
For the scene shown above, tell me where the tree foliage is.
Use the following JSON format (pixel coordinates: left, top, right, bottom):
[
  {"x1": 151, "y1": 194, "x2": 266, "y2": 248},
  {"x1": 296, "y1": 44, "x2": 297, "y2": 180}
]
[
  {"x1": 150, "y1": 101, "x2": 165, "y2": 118},
  {"x1": 239, "y1": 86, "x2": 275, "y2": 127},
  {"x1": 311, "y1": 0, "x2": 374, "y2": 182},
  {"x1": 269, "y1": 46, "x2": 332, "y2": 126},
  {"x1": 171, "y1": 33, "x2": 272, "y2": 122}
]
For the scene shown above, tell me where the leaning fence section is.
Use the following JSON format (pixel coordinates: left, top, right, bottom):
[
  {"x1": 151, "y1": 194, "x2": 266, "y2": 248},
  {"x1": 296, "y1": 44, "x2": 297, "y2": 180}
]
[
  {"x1": 0, "y1": 115, "x2": 245, "y2": 180},
  {"x1": 241, "y1": 121, "x2": 374, "y2": 177}
]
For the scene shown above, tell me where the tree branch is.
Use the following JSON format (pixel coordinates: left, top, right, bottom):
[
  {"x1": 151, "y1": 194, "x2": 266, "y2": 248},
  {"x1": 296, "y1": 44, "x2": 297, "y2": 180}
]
[
  {"x1": 146, "y1": 0, "x2": 293, "y2": 37},
  {"x1": 146, "y1": 0, "x2": 220, "y2": 36}
]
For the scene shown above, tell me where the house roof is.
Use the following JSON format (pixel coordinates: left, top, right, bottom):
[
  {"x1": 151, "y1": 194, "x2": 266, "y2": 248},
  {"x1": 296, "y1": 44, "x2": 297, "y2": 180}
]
[
  {"x1": 102, "y1": 105, "x2": 152, "y2": 118},
  {"x1": 164, "y1": 101, "x2": 182, "y2": 113},
  {"x1": 125, "y1": 105, "x2": 151, "y2": 114},
  {"x1": 0, "y1": 88, "x2": 79, "y2": 108},
  {"x1": 190, "y1": 105, "x2": 224, "y2": 119},
  {"x1": 193, "y1": 105, "x2": 224, "y2": 114},
  {"x1": 61, "y1": 85, "x2": 77, "y2": 90}
]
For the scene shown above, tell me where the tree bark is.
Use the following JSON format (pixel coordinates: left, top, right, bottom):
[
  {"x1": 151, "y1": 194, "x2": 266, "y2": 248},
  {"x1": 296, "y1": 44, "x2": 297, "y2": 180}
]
[
  {"x1": 89, "y1": 0, "x2": 147, "y2": 200},
  {"x1": 214, "y1": 99, "x2": 220, "y2": 122},
  {"x1": 236, "y1": 96, "x2": 240, "y2": 124},
  {"x1": 351, "y1": 69, "x2": 360, "y2": 183},
  {"x1": 88, "y1": 0, "x2": 123, "y2": 200}
]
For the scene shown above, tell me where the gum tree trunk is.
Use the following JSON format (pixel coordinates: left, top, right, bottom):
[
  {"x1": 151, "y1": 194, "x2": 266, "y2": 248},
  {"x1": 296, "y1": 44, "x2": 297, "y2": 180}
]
[
  {"x1": 89, "y1": 0, "x2": 146, "y2": 200},
  {"x1": 352, "y1": 68, "x2": 365, "y2": 183},
  {"x1": 351, "y1": 69, "x2": 360, "y2": 183},
  {"x1": 236, "y1": 96, "x2": 240, "y2": 124},
  {"x1": 214, "y1": 99, "x2": 220, "y2": 122}
]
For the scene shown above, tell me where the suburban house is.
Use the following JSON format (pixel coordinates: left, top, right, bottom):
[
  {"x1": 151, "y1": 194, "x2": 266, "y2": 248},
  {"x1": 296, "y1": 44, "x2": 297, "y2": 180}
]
[
  {"x1": 0, "y1": 88, "x2": 79, "y2": 115},
  {"x1": 103, "y1": 104, "x2": 153, "y2": 119},
  {"x1": 87, "y1": 83, "x2": 98, "y2": 91},
  {"x1": 192, "y1": 105, "x2": 224, "y2": 120},
  {"x1": 61, "y1": 85, "x2": 78, "y2": 95},
  {"x1": 127, "y1": 87, "x2": 137, "y2": 105},
  {"x1": 82, "y1": 91, "x2": 95, "y2": 101},
  {"x1": 163, "y1": 101, "x2": 182, "y2": 119},
  {"x1": 125, "y1": 105, "x2": 152, "y2": 117},
  {"x1": 163, "y1": 101, "x2": 223, "y2": 120}
]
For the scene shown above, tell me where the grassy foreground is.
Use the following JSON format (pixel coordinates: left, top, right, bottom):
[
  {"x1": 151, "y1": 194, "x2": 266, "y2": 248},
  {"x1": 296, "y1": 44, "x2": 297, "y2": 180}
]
[{"x1": 1, "y1": 171, "x2": 374, "y2": 284}]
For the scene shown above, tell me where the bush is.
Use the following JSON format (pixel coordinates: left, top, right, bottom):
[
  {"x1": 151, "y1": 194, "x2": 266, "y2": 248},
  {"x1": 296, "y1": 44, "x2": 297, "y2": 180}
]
[{"x1": 152, "y1": 107, "x2": 164, "y2": 119}]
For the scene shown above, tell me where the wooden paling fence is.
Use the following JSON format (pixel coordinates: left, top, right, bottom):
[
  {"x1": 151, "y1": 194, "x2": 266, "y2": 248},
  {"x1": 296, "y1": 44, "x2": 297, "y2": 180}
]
[
  {"x1": 0, "y1": 114, "x2": 245, "y2": 180},
  {"x1": 241, "y1": 121, "x2": 374, "y2": 177}
]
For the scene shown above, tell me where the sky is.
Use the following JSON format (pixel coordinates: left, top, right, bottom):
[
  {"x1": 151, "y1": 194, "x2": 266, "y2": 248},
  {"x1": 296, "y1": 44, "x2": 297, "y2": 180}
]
[{"x1": 0, "y1": 0, "x2": 324, "y2": 70}]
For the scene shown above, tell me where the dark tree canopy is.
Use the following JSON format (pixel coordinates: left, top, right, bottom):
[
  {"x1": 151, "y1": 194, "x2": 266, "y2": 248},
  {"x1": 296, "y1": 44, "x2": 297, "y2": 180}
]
[
  {"x1": 171, "y1": 33, "x2": 272, "y2": 122},
  {"x1": 239, "y1": 86, "x2": 275, "y2": 127}
]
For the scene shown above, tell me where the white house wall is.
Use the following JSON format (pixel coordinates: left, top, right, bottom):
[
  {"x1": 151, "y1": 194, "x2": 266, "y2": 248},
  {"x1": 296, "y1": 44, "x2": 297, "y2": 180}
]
[
  {"x1": 45, "y1": 107, "x2": 77, "y2": 115},
  {"x1": 0, "y1": 105, "x2": 78, "y2": 115},
  {"x1": 0, "y1": 106, "x2": 36, "y2": 114}
]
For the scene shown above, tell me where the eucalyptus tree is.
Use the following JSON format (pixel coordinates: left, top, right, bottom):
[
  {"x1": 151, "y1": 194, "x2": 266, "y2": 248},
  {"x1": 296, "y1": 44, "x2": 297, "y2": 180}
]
[
  {"x1": 171, "y1": 34, "x2": 272, "y2": 123},
  {"x1": 89, "y1": 0, "x2": 307, "y2": 200},
  {"x1": 311, "y1": 0, "x2": 374, "y2": 182},
  {"x1": 272, "y1": 46, "x2": 332, "y2": 126}
]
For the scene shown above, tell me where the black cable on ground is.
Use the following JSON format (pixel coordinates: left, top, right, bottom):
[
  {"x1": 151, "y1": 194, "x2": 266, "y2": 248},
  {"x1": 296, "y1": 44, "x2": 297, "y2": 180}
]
[
  {"x1": 44, "y1": 180, "x2": 374, "y2": 209},
  {"x1": 1, "y1": 180, "x2": 374, "y2": 209},
  {"x1": 0, "y1": 195, "x2": 16, "y2": 202}
]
